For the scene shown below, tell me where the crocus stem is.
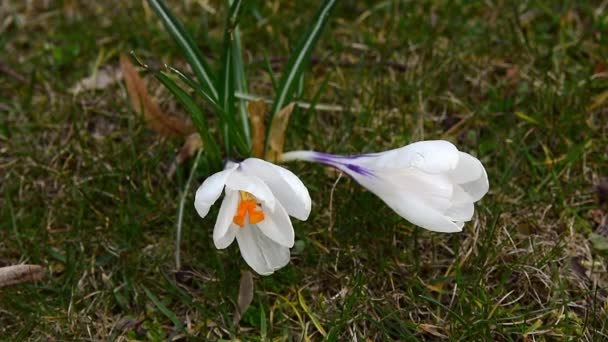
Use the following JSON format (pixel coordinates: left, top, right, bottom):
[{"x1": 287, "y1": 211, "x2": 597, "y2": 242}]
[
  {"x1": 175, "y1": 149, "x2": 203, "y2": 270},
  {"x1": 280, "y1": 150, "x2": 318, "y2": 163}
]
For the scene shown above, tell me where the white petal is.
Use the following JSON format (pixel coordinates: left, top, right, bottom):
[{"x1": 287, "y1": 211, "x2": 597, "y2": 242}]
[
  {"x1": 449, "y1": 152, "x2": 483, "y2": 184},
  {"x1": 460, "y1": 166, "x2": 489, "y2": 202},
  {"x1": 213, "y1": 190, "x2": 239, "y2": 249},
  {"x1": 236, "y1": 225, "x2": 290, "y2": 275},
  {"x1": 194, "y1": 165, "x2": 237, "y2": 218},
  {"x1": 371, "y1": 168, "x2": 453, "y2": 212},
  {"x1": 444, "y1": 202, "x2": 474, "y2": 221},
  {"x1": 451, "y1": 184, "x2": 474, "y2": 204},
  {"x1": 241, "y1": 158, "x2": 311, "y2": 220},
  {"x1": 359, "y1": 140, "x2": 459, "y2": 173},
  {"x1": 379, "y1": 193, "x2": 463, "y2": 233},
  {"x1": 225, "y1": 169, "x2": 276, "y2": 210},
  {"x1": 256, "y1": 203, "x2": 295, "y2": 247},
  {"x1": 215, "y1": 224, "x2": 238, "y2": 249}
]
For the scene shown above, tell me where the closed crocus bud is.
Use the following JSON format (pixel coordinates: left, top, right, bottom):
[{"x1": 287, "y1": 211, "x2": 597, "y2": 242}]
[
  {"x1": 194, "y1": 158, "x2": 311, "y2": 275},
  {"x1": 282, "y1": 140, "x2": 488, "y2": 233}
]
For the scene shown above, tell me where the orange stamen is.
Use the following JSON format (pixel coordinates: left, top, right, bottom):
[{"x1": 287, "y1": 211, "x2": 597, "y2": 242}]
[{"x1": 233, "y1": 192, "x2": 265, "y2": 227}]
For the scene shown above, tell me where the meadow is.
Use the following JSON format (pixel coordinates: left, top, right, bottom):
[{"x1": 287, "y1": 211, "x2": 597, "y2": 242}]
[{"x1": 1, "y1": 1, "x2": 607, "y2": 340}]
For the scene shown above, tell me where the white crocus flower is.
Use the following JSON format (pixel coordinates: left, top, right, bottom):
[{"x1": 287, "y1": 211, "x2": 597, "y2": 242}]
[
  {"x1": 194, "y1": 158, "x2": 311, "y2": 275},
  {"x1": 282, "y1": 140, "x2": 488, "y2": 233}
]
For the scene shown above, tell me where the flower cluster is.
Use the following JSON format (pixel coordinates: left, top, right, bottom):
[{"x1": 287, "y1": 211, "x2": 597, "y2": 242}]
[{"x1": 194, "y1": 140, "x2": 489, "y2": 275}]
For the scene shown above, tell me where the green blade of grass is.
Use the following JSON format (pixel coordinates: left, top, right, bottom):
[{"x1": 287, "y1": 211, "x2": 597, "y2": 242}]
[
  {"x1": 167, "y1": 65, "x2": 249, "y2": 155},
  {"x1": 147, "y1": 0, "x2": 218, "y2": 101},
  {"x1": 167, "y1": 65, "x2": 220, "y2": 110},
  {"x1": 142, "y1": 285, "x2": 183, "y2": 330},
  {"x1": 263, "y1": 52, "x2": 278, "y2": 92},
  {"x1": 267, "y1": 0, "x2": 337, "y2": 150},
  {"x1": 217, "y1": 0, "x2": 243, "y2": 157},
  {"x1": 154, "y1": 72, "x2": 221, "y2": 168},
  {"x1": 229, "y1": 0, "x2": 251, "y2": 149}
]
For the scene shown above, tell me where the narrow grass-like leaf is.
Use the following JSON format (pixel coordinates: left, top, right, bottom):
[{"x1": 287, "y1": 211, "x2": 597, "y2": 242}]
[
  {"x1": 298, "y1": 290, "x2": 327, "y2": 337},
  {"x1": 168, "y1": 65, "x2": 249, "y2": 155},
  {"x1": 229, "y1": 0, "x2": 251, "y2": 148},
  {"x1": 263, "y1": 53, "x2": 278, "y2": 92},
  {"x1": 142, "y1": 285, "x2": 183, "y2": 330},
  {"x1": 218, "y1": 0, "x2": 243, "y2": 156},
  {"x1": 154, "y1": 72, "x2": 221, "y2": 168},
  {"x1": 267, "y1": 0, "x2": 337, "y2": 147},
  {"x1": 167, "y1": 66, "x2": 219, "y2": 109},
  {"x1": 147, "y1": 0, "x2": 218, "y2": 100}
]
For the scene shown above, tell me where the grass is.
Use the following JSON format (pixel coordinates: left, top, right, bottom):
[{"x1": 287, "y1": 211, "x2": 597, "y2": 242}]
[{"x1": 1, "y1": 0, "x2": 608, "y2": 340}]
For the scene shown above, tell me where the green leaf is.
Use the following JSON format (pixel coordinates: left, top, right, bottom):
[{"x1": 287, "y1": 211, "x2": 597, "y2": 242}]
[
  {"x1": 263, "y1": 52, "x2": 278, "y2": 92},
  {"x1": 590, "y1": 233, "x2": 608, "y2": 251},
  {"x1": 267, "y1": 0, "x2": 337, "y2": 146},
  {"x1": 218, "y1": 0, "x2": 243, "y2": 156},
  {"x1": 154, "y1": 72, "x2": 222, "y2": 168},
  {"x1": 147, "y1": 0, "x2": 218, "y2": 101},
  {"x1": 167, "y1": 65, "x2": 249, "y2": 156},
  {"x1": 142, "y1": 286, "x2": 183, "y2": 330},
  {"x1": 229, "y1": 0, "x2": 251, "y2": 148}
]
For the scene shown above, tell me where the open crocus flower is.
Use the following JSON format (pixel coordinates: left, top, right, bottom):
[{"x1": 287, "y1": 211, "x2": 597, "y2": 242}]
[
  {"x1": 282, "y1": 140, "x2": 488, "y2": 233},
  {"x1": 194, "y1": 158, "x2": 311, "y2": 275}
]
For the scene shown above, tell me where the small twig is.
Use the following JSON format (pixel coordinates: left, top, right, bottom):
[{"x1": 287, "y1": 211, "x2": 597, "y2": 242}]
[
  {"x1": 235, "y1": 91, "x2": 349, "y2": 112},
  {"x1": 0, "y1": 61, "x2": 28, "y2": 84},
  {"x1": 0, "y1": 265, "x2": 45, "y2": 287},
  {"x1": 175, "y1": 149, "x2": 203, "y2": 270},
  {"x1": 328, "y1": 172, "x2": 343, "y2": 233}
]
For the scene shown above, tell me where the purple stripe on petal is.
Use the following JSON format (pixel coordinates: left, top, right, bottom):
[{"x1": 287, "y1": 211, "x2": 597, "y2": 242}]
[
  {"x1": 312, "y1": 153, "x2": 375, "y2": 177},
  {"x1": 344, "y1": 163, "x2": 375, "y2": 177}
]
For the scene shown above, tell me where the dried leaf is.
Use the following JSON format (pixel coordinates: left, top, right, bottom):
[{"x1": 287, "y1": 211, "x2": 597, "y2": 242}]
[
  {"x1": 419, "y1": 324, "x2": 448, "y2": 339},
  {"x1": 505, "y1": 67, "x2": 520, "y2": 82},
  {"x1": 233, "y1": 270, "x2": 254, "y2": 326},
  {"x1": 176, "y1": 133, "x2": 203, "y2": 164},
  {"x1": 247, "y1": 99, "x2": 266, "y2": 158},
  {"x1": 587, "y1": 90, "x2": 608, "y2": 112},
  {"x1": 0, "y1": 264, "x2": 45, "y2": 287},
  {"x1": 515, "y1": 111, "x2": 539, "y2": 125},
  {"x1": 69, "y1": 66, "x2": 122, "y2": 94},
  {"x1": 265, "y1": 102, "x2": 295, "y2": 162},
  {"x1": 589, "y1": 233, "x2": 608, "y2": 251},
  {"x1": 298, "y1": 290, "x2": 327, "y2": 337},
  {"x1": 119, "y1": 54, "x2": 193, "y2": 138}
]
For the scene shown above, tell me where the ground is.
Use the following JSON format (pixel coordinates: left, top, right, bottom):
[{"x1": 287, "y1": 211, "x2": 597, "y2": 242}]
[{"x1": 1, "y1": 0, "x2": 608, "y2": 340}]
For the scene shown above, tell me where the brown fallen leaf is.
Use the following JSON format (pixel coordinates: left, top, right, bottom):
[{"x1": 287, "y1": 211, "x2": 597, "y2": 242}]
[
  {"x1": 233, "y1": 270, "x2": 254, "y2": 326},
  {"x1": 418, "y1": 323, "x2": 448, "y2": 339},
  {"x1": 265, "y1": 102, "x2": 295, "y2": 162},
  {"x1": 587, "y1": 90, "x2": 608, "y2": 112},
  {"x1": 0, "y1": 264, "x2": 45, "y2": 287},
  {"x1": 119, "y1": 54, "x2": 194, "y2": 138},
  {"x1": 247, "y1": 99, "x2": 267, "y2": 158},
  {"x1": 176, "y1": 133, "x2": 203, "y2": 165},
  {"x1": 166, "y1": 133, "x2": 204, "y2": 178}
]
